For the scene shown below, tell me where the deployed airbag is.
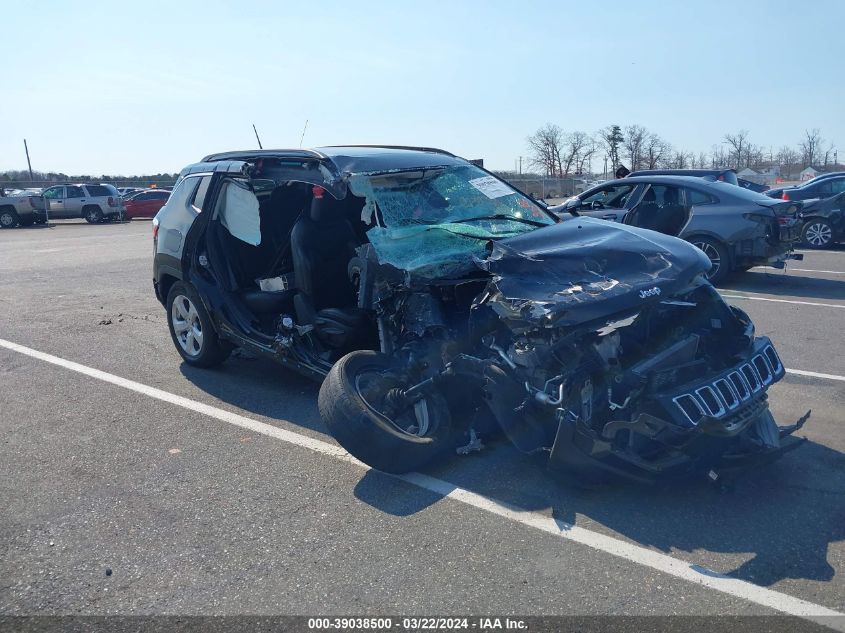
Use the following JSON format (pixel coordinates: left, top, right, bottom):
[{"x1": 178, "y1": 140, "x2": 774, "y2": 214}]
[{"x1": 220, "y1": 180, "x2": 261, "y2": 246}]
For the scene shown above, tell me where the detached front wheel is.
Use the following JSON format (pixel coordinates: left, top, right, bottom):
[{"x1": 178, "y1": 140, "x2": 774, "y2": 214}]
[{"x1": 319, "y1": 351, "x2": 452, "y2": 473}]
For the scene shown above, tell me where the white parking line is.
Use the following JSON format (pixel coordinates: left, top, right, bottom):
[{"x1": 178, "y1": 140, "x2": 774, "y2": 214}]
[
  {"x1": 1, "y1": 337, "x2": 843, "y2": 624},
  {"x1": 786, "y1": 368, "x2": 845, "y2": 383},
  {"x1": 720, "y1": 293, "x2": 845, "y2": 309},
  {"x1": 752, "y1": 267, "x2": 845, "y2": 275}
]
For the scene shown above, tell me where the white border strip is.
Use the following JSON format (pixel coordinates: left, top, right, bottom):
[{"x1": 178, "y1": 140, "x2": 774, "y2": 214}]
[
  {"x1": 786, "y1": 368, "x2": 845, "y2": 383},
  {"x1": 720, "y1": 293, "x2": 845, "y2": 309},
  {"x1": 752, "y1": 266, "x2": 845, "y2": 275},
  {"x1": 0, "y1": 337, "x2": 843, "y2": 626}
]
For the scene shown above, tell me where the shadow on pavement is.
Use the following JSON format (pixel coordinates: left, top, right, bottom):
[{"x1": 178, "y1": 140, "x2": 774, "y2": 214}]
[
  {"x1": 355, "y1": 437, "x2": 845, "y2": 587},
  {"x1": 181, "y1": 353, "x2": 845, "y2": 588},
  {"x1": 179, "y1": 352, "x2": 325, "y2": 435},
  {"x1": 722, "y1": 270, "x2": 845, "y2": 302}
]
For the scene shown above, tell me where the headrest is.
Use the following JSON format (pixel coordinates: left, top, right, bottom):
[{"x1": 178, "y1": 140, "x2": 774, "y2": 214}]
[
  {"x1": 310, "y1": 186, "x2": 346, "y2": 222},
  {"x1": 642, "y1": 188, "x2": 657, "y2": 203}
]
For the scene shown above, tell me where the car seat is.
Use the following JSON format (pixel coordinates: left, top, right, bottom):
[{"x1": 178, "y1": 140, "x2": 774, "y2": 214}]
[{"x1": 290, "y1": 187, "x2": 361, "y2": 330}]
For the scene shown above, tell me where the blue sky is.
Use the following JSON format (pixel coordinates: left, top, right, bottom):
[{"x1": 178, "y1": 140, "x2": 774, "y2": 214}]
[{"x1": 3, "y1": 0, "x2": 843, "y2": 175}]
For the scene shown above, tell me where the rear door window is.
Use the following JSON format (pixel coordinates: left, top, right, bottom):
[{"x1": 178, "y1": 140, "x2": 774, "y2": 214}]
[
  {"x1": 686, "y1": 188, "x2": 717, "y2": 205},
  {"x1": 165, "y1": 177, "x2": 201, "y2": 212},
  {"x1": 66, "y1": 186, "x2": 85, "y2": 198},
  {"x1": 43, "y1": 187, "x2": 64, "y2": 199},
  {"x1": 84, "y1": 185, "x2": 111, "y2": 197},
  {"x1": 191, "y1": 176, "x2": 212, "y2": 212}
]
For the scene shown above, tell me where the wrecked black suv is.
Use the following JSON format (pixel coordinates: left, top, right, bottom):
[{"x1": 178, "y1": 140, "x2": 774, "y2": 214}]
[{"x1": 153, "y1": 146, "x2": 808, "y2": 484}]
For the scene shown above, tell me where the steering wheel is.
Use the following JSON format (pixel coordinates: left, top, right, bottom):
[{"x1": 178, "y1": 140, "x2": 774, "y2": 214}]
[{"x1": 590, "y1": 200, "x2": 604, "y2": 210}]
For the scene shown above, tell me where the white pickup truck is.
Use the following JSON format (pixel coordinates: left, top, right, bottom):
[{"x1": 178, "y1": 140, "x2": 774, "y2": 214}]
[{"x1": 0, "y1": 188, "x2": 46, "y2": 228}]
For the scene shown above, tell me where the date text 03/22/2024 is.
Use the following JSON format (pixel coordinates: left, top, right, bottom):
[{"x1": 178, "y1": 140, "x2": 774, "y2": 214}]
[{"x1": 307, "y1": 617, "x2": 528, "y2": 630}]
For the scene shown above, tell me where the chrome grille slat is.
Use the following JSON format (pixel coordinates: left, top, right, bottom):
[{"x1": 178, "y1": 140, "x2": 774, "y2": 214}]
[
  {"x1": 695, "y1": 385, "x2": 726, "y2": 418},
  {"x1": 672, "y1": 394, "x2": 706, "y2": 425},
  {"x1": 714, "y1": 378, "x2": 739, "y2": 410},
  {"x1": 752, "y1": 354, "x2": 773, "y2": 385},
  {"x1": 670, "y1": 345, "x2": 784, "y2": 425},
  {"x1": 727, "y1": 371, "x2": 749, "y2": 401}
]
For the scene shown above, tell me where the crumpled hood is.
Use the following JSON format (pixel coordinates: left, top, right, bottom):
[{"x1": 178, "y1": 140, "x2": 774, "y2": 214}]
[{"x1": 476, "y1": 217, "x2": 712, "y2": 328}]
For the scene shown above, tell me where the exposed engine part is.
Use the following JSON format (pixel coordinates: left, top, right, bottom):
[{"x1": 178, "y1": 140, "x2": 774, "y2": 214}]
[
  {"x1": 456, "y1": 428, "x2": 484, "y2": 455},
  {"x1": 483, "y1": 335, "x2": 517, "y2": 370},
  {"x1": 580, "y1": 379, "x2": 593, "y2": 424},
  {"x1": 593, "y1": 332, "x2": 621, "y2": 368}
]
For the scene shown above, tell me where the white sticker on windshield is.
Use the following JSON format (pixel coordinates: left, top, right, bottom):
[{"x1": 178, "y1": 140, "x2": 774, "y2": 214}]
[{"x1": 469, "y1": 176, "x2": 515, "y2": 199}]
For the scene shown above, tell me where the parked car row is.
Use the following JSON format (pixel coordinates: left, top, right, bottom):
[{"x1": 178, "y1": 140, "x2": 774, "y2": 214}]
[
  {"x1": 766, "y1": 171, "x2": 845, "y2": 201},
  {"x1": 551, "y1": 173, "x2": 804, "y2": 284},
  {"x1": 0, "y1": 187, "x2": 46, "y2": 228},
  {"x1": 0, "y1": 183, "x2": 173, "y2": 227}
]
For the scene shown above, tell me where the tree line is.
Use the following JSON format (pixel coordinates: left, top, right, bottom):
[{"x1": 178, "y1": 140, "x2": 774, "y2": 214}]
[
  {"x1": 524, "y1": 124, "x2": 838, "y2": 178},
  {"x1": 0, "y1": 170, "x2": 179, "y2": 188}
]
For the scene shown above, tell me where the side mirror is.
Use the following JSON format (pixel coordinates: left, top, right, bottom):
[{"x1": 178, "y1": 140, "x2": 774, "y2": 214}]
[{"x1": 563, "y1": 197, "x2": 582, "y2": 217}]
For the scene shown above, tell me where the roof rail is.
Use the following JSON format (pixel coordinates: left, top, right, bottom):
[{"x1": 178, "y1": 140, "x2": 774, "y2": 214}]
[
  {"x1": 321, "y1": 144, "x2": 456, "y2": 157},
  {"x1": 201, "y1": 148, "x2": 325, "y2": 162}
]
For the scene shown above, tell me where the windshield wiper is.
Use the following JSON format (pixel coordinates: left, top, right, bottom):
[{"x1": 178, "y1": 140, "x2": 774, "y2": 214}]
[{"x1": 455, "y1": 214, "x2": 550, "y2": 227}]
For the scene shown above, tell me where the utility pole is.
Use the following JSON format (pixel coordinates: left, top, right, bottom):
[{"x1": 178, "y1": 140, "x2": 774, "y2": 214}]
[
  {"x1": 518, "y1": 156, "x2": 522, "y2": 174},
  {"x1": 23, "y1": 139, "x2": 34, "y2": 181}
]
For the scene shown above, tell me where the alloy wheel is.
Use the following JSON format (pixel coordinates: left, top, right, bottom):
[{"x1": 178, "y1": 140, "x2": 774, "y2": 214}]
[
  {"x1": 354, "y1": 369, "x2": 435, "y2": 438},
  {"x1": 170, "y1": 294, "x2": 204, "y2": 357},
  {"x1": 692, "y1": 241, "x2": 721, "y2": 279},
  {"x1": 804, "y1": 222, "x2": 833, "y2": 247},
  {"x1": 0, "y1": 212, "x2": 16, "y2": 227}
]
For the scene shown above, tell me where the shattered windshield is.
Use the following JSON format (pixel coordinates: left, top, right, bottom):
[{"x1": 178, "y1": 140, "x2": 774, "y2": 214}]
[
  {"x1": 351, "y1": 165, "x2": 554, "y2": 232},
  {"x1": 347, "y1": 165, "x2": 555, "y2": 278}
]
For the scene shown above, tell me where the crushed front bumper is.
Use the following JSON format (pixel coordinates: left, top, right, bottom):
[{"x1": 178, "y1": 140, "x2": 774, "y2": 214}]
[{"x1": 547, "y1": 338, "x2": 810, "y2": 483}]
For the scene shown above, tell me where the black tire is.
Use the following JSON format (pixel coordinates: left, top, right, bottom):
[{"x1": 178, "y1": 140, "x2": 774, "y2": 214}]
[
  {"x1": 18, "y1": 217, "x2": 34, "y2": 227},
  {"x1": 318, "y1": 350, "x2": 453, "y2": 473},
  {"x1": 166, "y1": 281, "x2": 231, "y2": 368},
  {"x1": 83, "y1": 206, "x2": 104, "y2": 224},
  {"x1": 0, "y1": 208, "x2": 19, "y2": 228},
  {"x1": 689, "y1": 236, "x2": 731, "y2": 285},
  {"x1": 801, "y1": 219, "x2": 834, "y2": 249}
]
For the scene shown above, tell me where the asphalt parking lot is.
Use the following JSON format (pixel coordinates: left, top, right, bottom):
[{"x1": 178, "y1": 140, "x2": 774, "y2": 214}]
[{"x1": 1, "y1": 220, "x2": 844, "y2": 621}]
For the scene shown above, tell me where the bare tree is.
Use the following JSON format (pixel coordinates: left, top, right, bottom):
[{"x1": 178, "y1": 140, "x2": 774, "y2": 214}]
[
  {"x1": 623, "y1": 125, "x2": 647, "y2": 171},
  {"x1": 576, "y1": 136, "x2": 598, "y2": 174},
  {"x1": 800, "y1": 128, "x2": 823, "y2": 167},
  {"x1": 527, "y1": 124, "x2": 564, "y2": 176},
  {"x1": 643, "y1": 133, "x2": 669, "y2": 169},
  {"x1": 775, "y1": 145, "x2": 800, "y2": 178},
  {"x1": 671, "y1": 151, "x2": 692, "y2": 169},
  {"x1": 723, "y1": 130, "x2": 750, "y2": 169},
  {"x1": 556, "y1": 131, "x2": 588, "y2": 176},
  {"x1": 709, "y1": 144, "x2": 729, "y2": 169},
  {"x1": 822, "y1": 141, "x2": 837, "y2": 167}
]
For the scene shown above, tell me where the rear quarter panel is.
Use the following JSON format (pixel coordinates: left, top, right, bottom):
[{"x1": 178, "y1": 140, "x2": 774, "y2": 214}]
[{"x1": 681, "y1": 199, "x2": 768, "y2": 245}]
